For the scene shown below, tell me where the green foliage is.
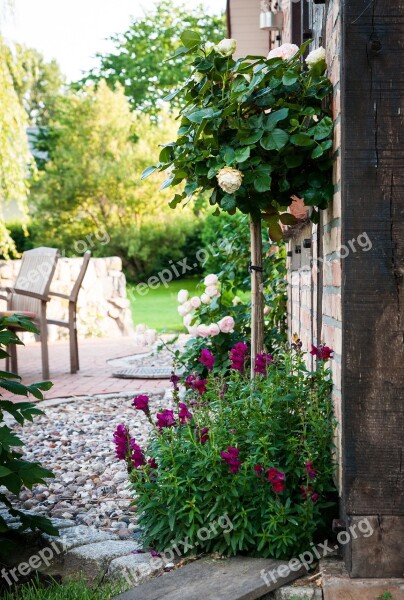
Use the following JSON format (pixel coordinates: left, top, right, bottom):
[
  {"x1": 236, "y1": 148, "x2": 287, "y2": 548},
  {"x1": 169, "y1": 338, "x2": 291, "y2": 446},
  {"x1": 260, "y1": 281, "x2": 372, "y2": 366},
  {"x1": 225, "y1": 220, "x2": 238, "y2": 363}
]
[
  {"x1": 7, "y1": 44, "x2": 64, "y2": 126},
  {"x1": 0, "y1": 315, "x2": 57, "y2": 554},
  {"x1": 0, "y1": 220, "x2": 35, "y2": 257},
  {"x1": 29, "y1": 82, "x2": 202, "y2": 280},
  {"x1": 0, "y1": 36, "x2": 33, "y2": 257},
  {"x1": 79, "y1": 1, "x2": 226, "y2": 118},
  {"x1": 145, "y1": 38, "x2": 333, "y2": 233},
  {"x1": 127, "y1": 345, "x2": 337, "y2": 558},
  {"x1": 177, "y1": 212, "x2": 287, "y2": 374},
  {"x1": 0, "y1": 574, "x2": 126, "y2": 599}
]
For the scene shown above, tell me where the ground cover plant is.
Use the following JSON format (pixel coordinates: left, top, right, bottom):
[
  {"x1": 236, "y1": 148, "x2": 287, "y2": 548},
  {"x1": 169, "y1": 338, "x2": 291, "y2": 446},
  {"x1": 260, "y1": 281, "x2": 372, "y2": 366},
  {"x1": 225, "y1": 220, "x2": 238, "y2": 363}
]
[{"x1": 115, "y1": 340, "x2": 336, "y2": 559}]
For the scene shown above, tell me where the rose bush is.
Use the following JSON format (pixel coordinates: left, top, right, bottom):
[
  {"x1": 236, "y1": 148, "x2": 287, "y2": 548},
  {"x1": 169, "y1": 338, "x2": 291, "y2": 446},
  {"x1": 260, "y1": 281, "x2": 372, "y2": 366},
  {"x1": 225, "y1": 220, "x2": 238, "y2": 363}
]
[{"x1": 115, "y1": 340, "x2": 337, "y2": 558}]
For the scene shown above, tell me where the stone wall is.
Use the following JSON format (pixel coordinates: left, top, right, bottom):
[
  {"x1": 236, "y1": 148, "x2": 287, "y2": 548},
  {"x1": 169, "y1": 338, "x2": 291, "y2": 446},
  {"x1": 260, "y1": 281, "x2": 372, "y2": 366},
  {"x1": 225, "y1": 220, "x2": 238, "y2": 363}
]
[{"x1": 0, "y1": 256, "x2": 134, "y2": 341}]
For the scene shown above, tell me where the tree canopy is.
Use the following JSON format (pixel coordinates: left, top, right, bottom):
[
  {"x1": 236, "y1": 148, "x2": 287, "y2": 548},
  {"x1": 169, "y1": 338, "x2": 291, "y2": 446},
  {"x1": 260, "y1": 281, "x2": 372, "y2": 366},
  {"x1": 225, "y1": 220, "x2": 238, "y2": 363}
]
[{"x1": 79, "y1": 0, "x2": 226, "y2": 117}]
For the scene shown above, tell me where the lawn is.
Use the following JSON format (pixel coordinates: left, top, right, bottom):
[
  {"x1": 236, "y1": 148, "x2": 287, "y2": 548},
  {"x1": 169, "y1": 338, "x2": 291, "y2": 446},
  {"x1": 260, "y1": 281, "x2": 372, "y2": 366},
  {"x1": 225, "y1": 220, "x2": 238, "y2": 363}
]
[{"x1": 127, "y1": 277, "x2": 200, "y2": 332}]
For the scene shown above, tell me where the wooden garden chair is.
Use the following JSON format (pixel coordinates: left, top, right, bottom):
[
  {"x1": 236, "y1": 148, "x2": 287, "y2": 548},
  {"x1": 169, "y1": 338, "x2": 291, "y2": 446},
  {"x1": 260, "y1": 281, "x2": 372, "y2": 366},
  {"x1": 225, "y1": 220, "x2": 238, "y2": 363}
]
[
  {"x1": 0, "y1": 247, "x2": 59, "y2": 379},
  {"x1": 47, "y1": 251, "x2": 91, "y2": 374}
]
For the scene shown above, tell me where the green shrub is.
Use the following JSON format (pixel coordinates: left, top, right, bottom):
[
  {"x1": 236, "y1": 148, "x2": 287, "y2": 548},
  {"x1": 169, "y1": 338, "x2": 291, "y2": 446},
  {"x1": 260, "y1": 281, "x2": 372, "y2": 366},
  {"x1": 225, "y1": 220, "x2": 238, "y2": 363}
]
[
  {"x1": 0, "y1": 221, "x2": 35, "y2": 257},
  {"x1": 0, "y1": 315, "x2": 58, "y2": 555},
  {"x1": 116, "y1": 342, "x2": 337, "y2": 559}
]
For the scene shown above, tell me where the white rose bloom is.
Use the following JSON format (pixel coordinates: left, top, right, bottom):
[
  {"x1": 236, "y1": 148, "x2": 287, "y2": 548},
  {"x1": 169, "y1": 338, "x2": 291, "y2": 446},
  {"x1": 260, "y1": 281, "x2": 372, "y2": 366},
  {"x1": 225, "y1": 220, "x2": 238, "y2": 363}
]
[
  {"x1": 267, "y1": 43, "x2": 299, "y2": 61},
  {"x1": 178, "y1": 301, "x2": 192, "y2": 317},
  {"x1": 215, "y1": 38, "x2": 237, "y2": 57},
  {"x1": 177, "y1": 289, "x2": 189, "y2": 304},
  {"x1": 187, "y1": 324, "x2": 198, "y2": 336},
  {"x1": 204, "y1": 274, "x2": 219, "y2": 286},
  {"x1": 201, "y1": 293, "x2": 211, "y2": 304},
  {"x1": 217, "y1": 167, "x2": 244, "y2": 194},
  {"x1": 305, "y1": 47, "x2": 326, "y2": 69},
  {"x1": 191, "y1": 71, "x2": 204, "y2": 84}
]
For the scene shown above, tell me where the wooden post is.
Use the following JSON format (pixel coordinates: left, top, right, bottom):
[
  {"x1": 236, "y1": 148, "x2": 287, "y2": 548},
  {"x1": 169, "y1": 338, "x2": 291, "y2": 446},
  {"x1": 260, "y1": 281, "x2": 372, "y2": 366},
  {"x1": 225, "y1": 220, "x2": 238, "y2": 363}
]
[{"x1": 250, "y1": 218, "x2": 264, "y2": 377}]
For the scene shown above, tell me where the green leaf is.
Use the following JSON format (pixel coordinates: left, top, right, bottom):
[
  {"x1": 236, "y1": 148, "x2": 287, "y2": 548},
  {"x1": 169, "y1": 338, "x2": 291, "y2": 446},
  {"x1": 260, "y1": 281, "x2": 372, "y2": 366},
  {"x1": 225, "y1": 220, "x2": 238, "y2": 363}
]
[
  {"x1": 160, "y1": 177, "x2": 174, "y2": 191},
  {"x1": 141, "y1": 166, "x2": 157, "y2": 180},
  {"x1": 0, "y1": 466, "x2": 12, "y2": 478},
  {"x1": 279, "y1": 213, "x2": 298, "y2": 225},
  {"x1": 260, "y1": 129, "x2": 289, "y2": 151},
  {"x1": 284, "y1": 154, "x2": 303, "y2": 168},
  {"x1": 223, "y1": 147, "x2": 235, "y2": 164},
  {"x1": 267, "y1": 221, "x2": 284, "y2": 241},
  {"x1": 311, "y1": 145, "x2": 324, "y2": 159},
  {"x1": 263, "y1": 108, "x2": 289, "y2": 131},
  {"x1": 239, "y1": 130, "x2": 263, "y2": 145},
  {"x1": 180, "y1": 30, "x2": 201, "y2": 49},
  {"x1": 290, "y1": 133, "x2": 315, "y2": 147},
  {"x1": 254, "y1": 172, "x2": 272, "y2": 193},
  {"x1": 282, "y1": 70, "x2": 299, "y2": 86},
  {"x1": 0, "y1": 426, "x2": 24, "y2": 450},
  {"x1": 169, "y1": 194, "x2": 184, "y2": 209},
  {"x1": 234, "y1": 146, "x2": 250, "y2": 163},
  {"x1": 220, "y1": 195, "x2": 236, "y2": 211},
  {"x1": 186, "y1": 108, "x2": 221, "y2": 124}
]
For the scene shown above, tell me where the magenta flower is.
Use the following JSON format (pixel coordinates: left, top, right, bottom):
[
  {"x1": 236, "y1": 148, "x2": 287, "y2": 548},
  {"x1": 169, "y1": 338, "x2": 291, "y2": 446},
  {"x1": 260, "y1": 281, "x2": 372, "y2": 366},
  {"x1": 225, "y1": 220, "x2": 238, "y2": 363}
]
[
  {"x1": 310, "y1": 344, "x2": 334, "y2": 360},
  {"x1": 147, "y1": 457, "x2": 158, "y2": 470},
  {"x1": 254, "y1": 352, "x2": 274, "y2": 375},
  {"x1": 185, "y1": 373, "x2": 207, "y2": 395},
  {"x1": 229, "y1": 342, "x2": 248, "y2": 373},
  {"x1": 150, "y1": 550, "x2": 161, "y2": 557},
  {"x1": 301, "y1": 485, "x2": 319, "y2": 502},
  {"x1": 179, "y1": 402, "x2": 192, "y2": 424},
  {"x1": 267, "y1": 467, "x2": 286, "y2": 493},
  {"x1": 254, "y1": 464, "x2": 264, "y2": 476},
  {"x1": 156, "y1": 409, "x2": 176, "y2": 429},
  {"x1": 130, "y1": 439, "x2": 146, "y2": 468},
  {"x1": 305, "y1": 461, "x2": 318, "y2": 480},
  {"x1": 199, "y1": 349, "x2": 215, "y2": 371},
  {"x1": 170, "y1": 373, "x2": 181, "y2": 391},
  {"x1": 196, "y1": 427, "x2": 209, "y2": 444},
  {"x1": 132, "y1": 394, "x2": 150, "y2": 415},
  {"x1": 220, "y1": 446, "x2": 242, "y2": 473},
  {"x1": 113, "y1": 424, "x2": 130, "y2": 460}
]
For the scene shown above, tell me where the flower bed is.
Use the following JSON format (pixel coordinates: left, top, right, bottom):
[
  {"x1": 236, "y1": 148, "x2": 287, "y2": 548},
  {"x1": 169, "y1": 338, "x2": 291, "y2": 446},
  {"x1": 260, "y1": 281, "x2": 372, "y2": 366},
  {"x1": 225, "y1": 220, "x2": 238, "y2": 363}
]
[{"x1": 114, "y1": 341, "x2": 337, "y2": 559}]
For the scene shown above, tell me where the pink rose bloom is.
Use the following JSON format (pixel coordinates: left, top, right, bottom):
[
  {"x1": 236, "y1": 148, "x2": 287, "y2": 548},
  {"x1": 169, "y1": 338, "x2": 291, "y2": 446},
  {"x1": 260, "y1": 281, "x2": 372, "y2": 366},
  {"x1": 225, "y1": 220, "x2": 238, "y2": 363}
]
[
  {"x1": 187, "y1": 324, "x2": 198, "y2": 336},
  {"x1": 177, "y1": 289, "x2": 189, "y2": 303},
  {"x1": 183, "y1": 314, "x2": 193, "y2": 327},
  {"x1": 178, "y1": 301, "x2": 192, "y2": 317},
  {"x1": 201, "y1": 293, "x2": 211, "y2": 304},
  {"x1": 204, "y1": 274, "x2": 219, "y2": 286},
  {"x1": 205, "y1": 285, "x2": 220, "y2": 298},
  {"x1": 197, "y1": 324, "x2": 211, "y2": 338},
  {"x1": 208, "y1": 323, "x2": 220, "y2": 336},
  {"x1": 190, "y1": 296, "x2": 201, "y2": 309},
  {"x1": 267, "y1": 43, "x2": 299, "y2": 61},
  {"x1": 218, "y1": 316, "x2": 235, "y2": 333}
]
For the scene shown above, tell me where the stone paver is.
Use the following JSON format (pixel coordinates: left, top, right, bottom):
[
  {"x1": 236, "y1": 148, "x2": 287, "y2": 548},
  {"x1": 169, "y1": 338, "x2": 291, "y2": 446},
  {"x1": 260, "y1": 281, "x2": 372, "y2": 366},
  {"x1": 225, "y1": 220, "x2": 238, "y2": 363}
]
[
  {"x1": 115, "y1": 555, "x2": 307, "y2": 600},
  {"x1": 63, "y1": 540, "x2": 141, "y2": 581},
  {"x1": 108, "y1": 553, "x2": 164, "y2": 588},
  {"x1": 42, "y1": 524, "x2": 119, "y2": 551},
  {"x1": 1, "y1": 337, "x2": 168, "y2": 400}
]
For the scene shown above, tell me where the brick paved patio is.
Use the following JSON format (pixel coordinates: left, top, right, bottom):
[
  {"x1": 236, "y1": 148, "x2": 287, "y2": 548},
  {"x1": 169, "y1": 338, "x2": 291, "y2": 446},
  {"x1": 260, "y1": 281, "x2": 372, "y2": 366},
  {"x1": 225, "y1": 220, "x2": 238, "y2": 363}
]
[{"x1": 1, "y1": 338, "x2": 169, "y2": 400}]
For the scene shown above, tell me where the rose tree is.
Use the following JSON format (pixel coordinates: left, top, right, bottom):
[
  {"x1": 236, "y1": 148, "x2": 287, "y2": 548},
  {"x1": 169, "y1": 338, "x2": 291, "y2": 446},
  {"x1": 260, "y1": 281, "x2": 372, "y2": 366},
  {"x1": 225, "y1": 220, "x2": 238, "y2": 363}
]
[{"x1": 143, "y1": 33, "x2": 333, "y2": 371}]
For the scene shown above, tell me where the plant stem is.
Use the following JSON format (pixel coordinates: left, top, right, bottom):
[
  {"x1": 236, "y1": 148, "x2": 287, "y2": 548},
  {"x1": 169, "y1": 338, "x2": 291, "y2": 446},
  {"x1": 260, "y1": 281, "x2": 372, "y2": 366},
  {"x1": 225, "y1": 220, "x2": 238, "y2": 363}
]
[{"x1": 250, "y1": 216, "x2": 264, "y2": 377}]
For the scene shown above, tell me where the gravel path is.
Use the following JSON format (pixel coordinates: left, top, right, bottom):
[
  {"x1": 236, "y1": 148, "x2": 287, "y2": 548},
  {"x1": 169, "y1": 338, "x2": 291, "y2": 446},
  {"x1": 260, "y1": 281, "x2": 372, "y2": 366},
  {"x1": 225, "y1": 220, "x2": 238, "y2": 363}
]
[{"x1": 3, "y1": 391, "x2": 174, "y2": 540}]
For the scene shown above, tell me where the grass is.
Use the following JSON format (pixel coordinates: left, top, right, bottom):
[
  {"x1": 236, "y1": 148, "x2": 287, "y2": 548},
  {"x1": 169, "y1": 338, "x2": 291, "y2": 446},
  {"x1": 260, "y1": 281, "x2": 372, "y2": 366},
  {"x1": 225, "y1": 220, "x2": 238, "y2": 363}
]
[
  {"x1": 0, "y1": 576, "x2": 126, "y2": 599},
  {"x1": 127, "y1": 276, "x2": 200, "y2": 332}
]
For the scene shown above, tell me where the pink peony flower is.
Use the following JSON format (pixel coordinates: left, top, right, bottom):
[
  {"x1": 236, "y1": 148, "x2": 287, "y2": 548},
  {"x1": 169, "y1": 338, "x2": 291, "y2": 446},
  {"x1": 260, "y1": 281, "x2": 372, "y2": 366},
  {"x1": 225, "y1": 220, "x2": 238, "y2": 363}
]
[
  {"x1": 267, "y1": 43, "x2": 299, "y2": 61},
  {"x1": 201, "y1": 293, "x2": 211, "y2": 304},
  {"x1": 218, "y1": 316, "x2": 235, "y2": 333},
  {"x1": 204, "y1": 274, "x2": 219, "y2": 286},
  {"x1": 208, "y1": 323, "x2": 220, "y2": 336},
  {"x1": 190, "y1": 296, "x2": 201, "y2": 309},
  {"x1": 196, "y1": 324, "x2": 211, "y2": 338}
]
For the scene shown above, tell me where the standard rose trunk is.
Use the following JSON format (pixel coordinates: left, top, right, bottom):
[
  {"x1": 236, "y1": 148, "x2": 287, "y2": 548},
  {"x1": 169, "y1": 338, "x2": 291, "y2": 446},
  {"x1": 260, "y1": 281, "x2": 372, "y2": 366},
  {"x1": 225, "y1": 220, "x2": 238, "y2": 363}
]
[{"x1": 250, "y1": 218, "x2": 264, "y2": 378}]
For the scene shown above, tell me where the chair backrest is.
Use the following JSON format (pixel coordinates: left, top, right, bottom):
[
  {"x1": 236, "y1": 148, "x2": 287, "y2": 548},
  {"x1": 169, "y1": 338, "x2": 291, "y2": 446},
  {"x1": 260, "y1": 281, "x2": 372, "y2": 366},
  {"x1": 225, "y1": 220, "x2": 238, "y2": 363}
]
[
  {"x1": 10, "y1": 247, "x2": 59, "y2": 314},
  {"x1": 69, "y1": 251, "x2": 91, "y2": 302}
]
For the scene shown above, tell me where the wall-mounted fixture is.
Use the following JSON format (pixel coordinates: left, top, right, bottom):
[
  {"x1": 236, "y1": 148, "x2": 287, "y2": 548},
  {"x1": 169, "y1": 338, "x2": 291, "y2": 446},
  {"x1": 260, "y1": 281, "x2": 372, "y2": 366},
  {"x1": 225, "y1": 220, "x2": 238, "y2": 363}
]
[
  {"x1": 295, "y1": 245, "x2": 301, "y2": 254},
  {"x1": 303, "y1": 239, "x2": 312, "y2": 249},
  {"x1": 260, "y1": 0, "x2": 283, "y2": 32}
]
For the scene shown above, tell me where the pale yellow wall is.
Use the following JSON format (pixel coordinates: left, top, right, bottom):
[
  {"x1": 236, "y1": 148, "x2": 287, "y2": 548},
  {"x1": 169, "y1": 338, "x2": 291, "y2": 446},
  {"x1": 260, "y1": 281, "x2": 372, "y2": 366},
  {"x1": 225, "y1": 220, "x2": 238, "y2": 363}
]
[{"x1": 229, "y1": 0, "x2": 270, "y2": 58}]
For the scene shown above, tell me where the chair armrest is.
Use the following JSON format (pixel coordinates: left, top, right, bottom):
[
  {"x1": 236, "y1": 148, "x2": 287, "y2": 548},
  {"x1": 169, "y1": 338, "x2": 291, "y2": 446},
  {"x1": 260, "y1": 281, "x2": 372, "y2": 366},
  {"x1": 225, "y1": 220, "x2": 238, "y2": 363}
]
[
  {"x1": 49, "y1": 291, "x2": 70, "y2": 300},
  {"x1": 12, "y1": 288, "x2": 50, "y2": 302},
  {"x1": 0, "y1": 295, "x2": 8, "y2": 302}
]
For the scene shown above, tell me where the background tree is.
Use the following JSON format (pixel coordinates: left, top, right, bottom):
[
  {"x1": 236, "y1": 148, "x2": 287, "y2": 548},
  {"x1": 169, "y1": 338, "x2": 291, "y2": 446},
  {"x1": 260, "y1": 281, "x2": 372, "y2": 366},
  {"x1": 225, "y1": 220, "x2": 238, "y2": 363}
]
[
  {"x1": 30, "y1": 81, "x2": 201, "y2": 279},
  {"x1": 79, "y1": 0, "x2": 225, "y2": 118},
  {"x1": 0, "y1": 35, "x2": 32, "y2": 256}
]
